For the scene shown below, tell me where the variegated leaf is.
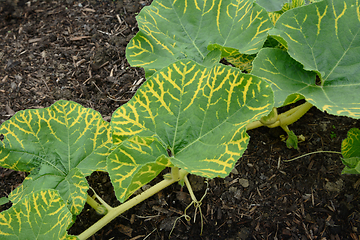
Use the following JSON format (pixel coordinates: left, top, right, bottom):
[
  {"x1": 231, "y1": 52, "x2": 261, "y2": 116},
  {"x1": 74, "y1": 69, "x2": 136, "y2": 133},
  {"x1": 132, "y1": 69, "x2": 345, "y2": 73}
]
[
  {"x1": 126, "y1": 0, "x2": 273, "y2": 77},
  {"x1": 0, "y1": 189, "x2": 78, "y2": 240},
  {"x1": 261, "y1": 0, "x2": 360, "y2": 116},
  {"x1": 0, "y1": 100, "x2": 112, "y2": 215},
  {"x1": 110, "y1": 59, "x2": 273, "y2": 201}
]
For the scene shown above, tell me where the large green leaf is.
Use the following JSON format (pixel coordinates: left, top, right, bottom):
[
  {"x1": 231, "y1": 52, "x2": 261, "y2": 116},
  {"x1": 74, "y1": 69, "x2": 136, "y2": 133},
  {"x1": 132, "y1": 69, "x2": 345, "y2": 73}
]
[
  {"x1": 252, "y1": 46, "x2": 360, "y2": 116},
  {"x1": 251, "y1": 48, "x2": 312, "y2": 106},
  {"x1": 126, "y1": 0, "x2": 273, "y2": 77},
  {"x1": 8, "y1": 168, "x2": 89, "y2": 216},
  {"x1": 108, "y1": 135, "x2": 173, "y2": 202},
  {"x1": 110, "y1": 59, "x2": 273, "y2": 201},
  {"x1": 265, "y1": 0, "x2": 360, "y2": 117},
  {"x1": 0, "y1": 189, "x2": 78, "y2": 240},
  {"x1": 0, "y1": 100, "x2": 112, "y2": 215},
  {"x1": 341, "y1": 128, "x2": 360, "y2": 174}
]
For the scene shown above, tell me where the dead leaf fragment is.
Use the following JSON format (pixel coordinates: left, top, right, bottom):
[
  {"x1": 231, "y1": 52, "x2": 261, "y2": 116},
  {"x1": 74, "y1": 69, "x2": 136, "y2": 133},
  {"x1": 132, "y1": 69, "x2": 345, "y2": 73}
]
[
  {"x1": 115, "y1": 223, "x2": 133, "y2": 237},
  {"x1": 5, "y1": 105, "x2": 15, "y2": 116}
]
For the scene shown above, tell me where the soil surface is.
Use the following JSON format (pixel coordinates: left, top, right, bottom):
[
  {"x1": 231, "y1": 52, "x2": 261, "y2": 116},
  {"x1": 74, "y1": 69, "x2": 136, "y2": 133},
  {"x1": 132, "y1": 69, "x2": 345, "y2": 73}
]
[{"x1": 1, "y1": 1, "x2": 360, "y2": 240}]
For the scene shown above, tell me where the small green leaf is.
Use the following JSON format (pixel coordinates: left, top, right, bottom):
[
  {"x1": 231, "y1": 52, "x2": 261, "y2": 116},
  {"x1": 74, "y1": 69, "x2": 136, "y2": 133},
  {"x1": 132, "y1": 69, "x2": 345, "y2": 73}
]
[
  {"x1": 207, "y1": 44, "x2": 257, "y2": 72},
  {"x1": 286, "y1": 130, "x2": 298, "y2": 149},
  {"x1": 0, "y1": 100, "x2": 112, "y2": 215},
  {"x1": 342, "y1": 128, "x2": 360, "y2": 159},
  {"x1": 341, "y1": 128, "x2": 360, "y2": 174},
  {"x1": 0, "y1": 189, "x2": 77, "y2": 240},
  {"x1": 110, "y1": 59, "x2": 273, "y2": 202},
  {"x1": 341, "y1": 157, "x2": 360, "y2": 174},
  {"x1": 267, "y1": 0, "x2": 360, "y2": 117},
  {"x1": 126, "y1": 0, "x2": 272, "y2": 77}
]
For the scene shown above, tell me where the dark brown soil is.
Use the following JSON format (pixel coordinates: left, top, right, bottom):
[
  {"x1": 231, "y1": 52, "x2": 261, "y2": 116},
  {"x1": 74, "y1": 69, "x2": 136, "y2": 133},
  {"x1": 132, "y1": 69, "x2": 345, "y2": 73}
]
[{"x1": 1, "y1": 1, "x2": 360, "y2": 240}]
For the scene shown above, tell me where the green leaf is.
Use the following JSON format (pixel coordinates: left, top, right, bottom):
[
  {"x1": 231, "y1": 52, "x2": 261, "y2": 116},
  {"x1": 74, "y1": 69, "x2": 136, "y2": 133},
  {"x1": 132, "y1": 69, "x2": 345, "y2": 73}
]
[
  {"x1": 341, "y1": 128, "x2": 360, "y2": 174},
  {"x1": 262, "y1": 0, "x2": 306, "y2": 26},
  {"x1": 342, "y1": 128, "x2": 360, "y2": 159},
  {"x1": 108, "y1": 136, "x2": 173, "y2": 202},
  {"x1": 251, "y1": 48, "x2": 311, "y2": 106},
  {"x1": 286, "y1": 130, "x2": 298, "y2": 149},
  {"x1": 0, "y1": 189, "x2": 78, "y2": 240},
  {"x1": 202, "y1": 49, "x2": 222, "y2": 68},
  {"x1": 207, "y1": 44, "x2": 257, "y2": 72},
  {"x1": 252, "y1": 47, "x2": 360, "y2": 112},
  {"x1": 0, "y1": 100, "x2": 112, "y2": 215},
  {"x1": 267, "y1": 0, "x2": 360, "y2": 117},
  {"x1": 110, "y1": 59, "x2": 273, "y2": 201},
  {"x1": 9, "y1": 168, "x2": 89, "y2": 216},
  {"x1": 341, "y1": 157, "x2": 360, "y2": 174},
  {"x1": 126, "y1": 0, "x2": 273, "y2": 77}
]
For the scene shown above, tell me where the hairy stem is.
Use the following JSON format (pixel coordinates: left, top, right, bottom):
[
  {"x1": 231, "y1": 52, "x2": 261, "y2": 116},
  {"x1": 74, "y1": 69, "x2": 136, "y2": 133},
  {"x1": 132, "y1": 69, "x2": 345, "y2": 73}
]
[{"x1": 77, "y1": 168, "x2": 188, "y2": 240}]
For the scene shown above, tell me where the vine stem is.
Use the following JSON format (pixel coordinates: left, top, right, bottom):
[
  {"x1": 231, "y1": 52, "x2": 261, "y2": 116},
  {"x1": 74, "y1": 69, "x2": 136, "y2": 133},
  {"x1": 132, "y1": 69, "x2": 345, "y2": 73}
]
[
  {"x1": 77, "y1": 168, "x2": 188, "y2": 240},
  {"x1": 284, "y1": 151, "x2": 342, "y2": 162},
  {"x1": 247, "y1": 102, "x2": 313, "y2": 131}
]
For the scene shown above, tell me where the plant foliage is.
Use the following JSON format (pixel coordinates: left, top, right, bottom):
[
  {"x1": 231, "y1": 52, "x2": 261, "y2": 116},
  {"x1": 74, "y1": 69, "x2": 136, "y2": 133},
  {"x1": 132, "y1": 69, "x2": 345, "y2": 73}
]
[
  {"x1": 1, "y1": 0, "x2": 360, "y2": 239},
  {"x1": 126, "y1": 0, "x2": 273, "y2": 77},
  {"x1": 0, "y1": 189, "x2": 77, "y2": 240},
  {"x1": 0, "y1": 101, "x2": 112, "y2": 215},
  {"x1": 255, "y1": 0, "x2": 360, "y2": 116},
  {"x1": 109, "y1": 59, "x2": 273, "y2": 202}
]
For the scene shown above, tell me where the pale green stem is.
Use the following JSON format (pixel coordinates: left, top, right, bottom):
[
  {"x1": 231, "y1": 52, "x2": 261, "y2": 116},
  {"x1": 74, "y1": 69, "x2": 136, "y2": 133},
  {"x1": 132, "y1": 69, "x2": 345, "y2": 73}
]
[
  {"x1": 183, "y1": 175, "x2": 207, "y2": 235},
  {"x1": 280, "y1": 124, "x2": 290, "y2": 134},
  {"x1": 284, "y1": 150, "x2": 342, "y2": 162},
  {"x1": 246, "y1": 119, "x2": 264, "y2": 131},
  {"x1": 86, "y1": 194, "x2": 107, "y2": 215},
  {"x1": 246, "y1": 102, "x2": 313, "y2": 131},
  {"x1": 88, "y1": 187, "x2": 113, "y2": 212},
  {"x1": 183, "y1": 175, "x2": 198, "y2": 204},
  {"x1": 277, "y1": 102, "x2": 313, "y2": 128},
  {"x1": 77, "y1": 168, "x2": 188, "y2": 240}
]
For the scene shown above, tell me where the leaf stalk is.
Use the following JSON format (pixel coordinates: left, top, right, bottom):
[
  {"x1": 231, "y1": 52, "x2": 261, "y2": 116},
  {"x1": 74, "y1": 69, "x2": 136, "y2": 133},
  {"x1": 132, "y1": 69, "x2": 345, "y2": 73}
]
[{"x1": 77, "y1": 167, "x2": 188, "y2": 240}]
